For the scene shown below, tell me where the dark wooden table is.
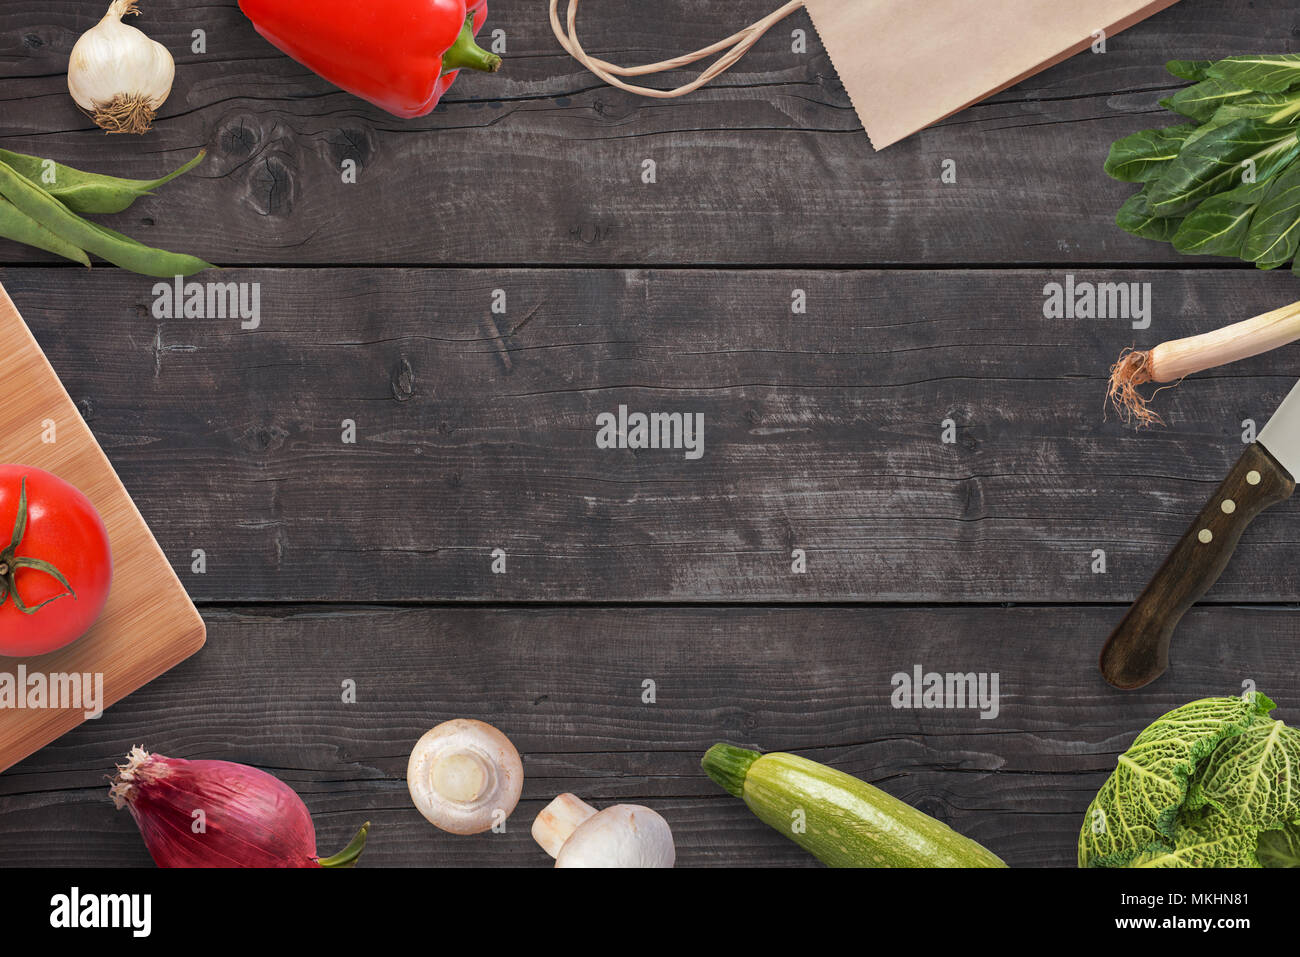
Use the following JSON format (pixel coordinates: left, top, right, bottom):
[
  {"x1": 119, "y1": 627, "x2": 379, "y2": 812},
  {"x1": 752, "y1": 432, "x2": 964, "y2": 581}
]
[{"x1": 2, "y1": 0, "x2": 1298, "y2": 868}]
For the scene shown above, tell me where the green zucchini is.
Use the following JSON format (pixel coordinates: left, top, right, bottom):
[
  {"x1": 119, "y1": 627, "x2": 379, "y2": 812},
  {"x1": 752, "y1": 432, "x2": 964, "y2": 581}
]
[{"x1": 702, "y1": 743, "x2": 1006, "y2": 868}]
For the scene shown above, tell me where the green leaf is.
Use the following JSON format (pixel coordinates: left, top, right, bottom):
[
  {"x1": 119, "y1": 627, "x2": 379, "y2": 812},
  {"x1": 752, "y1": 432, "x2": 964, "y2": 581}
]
[
  {"x1": 1242, "y1": 163, "x2": 1300, "y2": 266},
  {"x1": 1171, "y1": 194, "x2": 1258, "y2": 256},
  {"x1": 1210, "y1": 93, "x2": 1300, "y2": 126},
  {"x1": 1167, "y1": 59, "x2": 1215, "y2": 82},
  {"x1": 1078, "y1": 694, "x2": 1275, "y2": 868},
  {"x1": 1133, "y1": 823, "x2": 1259, "y2": 868},
  {"x1": 1181, "y1": 93, "x2": 1300, "y2": 149},
  {"x1": 1220, "y1": 176, "x2": 1278, "y2": 201},
  {"x1": 1209, "y1": 54, "x2": 1300, "y2": 93},
  {"x1": 1164, "y1": 77, "x2": 1259, "y2": 122},
  {"x1": 1188, "y1": 719, "x2": 1300, "y2": 827},
  {"x1": 1105, "y1": 124, "x2": 1199, "y2": 182},
  {"x1": 1257, "y1": 824, "x2": 1300, "y2": 866},
  {"x1": 1116, "y1": 188, "x2": 1184, "y2": 241},
  {"x1": 1170, "y1": 179, "x2": 1271, "y2": 257},
  {"x1": 1147, "y1": 117, "x2": 1300, "y2": 217}
]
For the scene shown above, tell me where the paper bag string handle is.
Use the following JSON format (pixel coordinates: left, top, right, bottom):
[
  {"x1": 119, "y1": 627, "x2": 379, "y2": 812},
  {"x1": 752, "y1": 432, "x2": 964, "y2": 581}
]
[{"x1": 549, "y1": 0, "x2": 806, "y2": 98}]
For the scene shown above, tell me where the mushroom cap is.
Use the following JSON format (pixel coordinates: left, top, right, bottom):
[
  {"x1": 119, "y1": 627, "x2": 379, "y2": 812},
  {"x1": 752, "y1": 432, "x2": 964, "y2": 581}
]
[
  {"x1": 407, "y1": 719, "x2": 523, "y2": 835},
  {"x1": 554, "y1": 804, "x2": 676, "y2": 868}
]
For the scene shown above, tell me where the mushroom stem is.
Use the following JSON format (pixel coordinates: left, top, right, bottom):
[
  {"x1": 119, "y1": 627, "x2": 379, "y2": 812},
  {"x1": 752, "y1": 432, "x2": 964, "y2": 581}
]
[
  {"x1": 431, "y1": 750, "x2": 494, "y2": 805},
  {"x1": 406, "y1": 719, "x2": 523, "y2": 835},
  {"x1": 532, "y1": 793, "x2": 597, "y2": 859}
]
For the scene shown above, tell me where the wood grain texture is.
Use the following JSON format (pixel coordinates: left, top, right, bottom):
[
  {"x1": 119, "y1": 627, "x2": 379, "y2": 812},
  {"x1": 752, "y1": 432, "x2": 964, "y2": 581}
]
[
  {"x1": 0, "y1": 0, "x2": 1294, "y2": 267},
  {"x1": 2, "y1": 0, "x2": 1298, "y2": 872},
  {"x1": 0, "y1": 604, "x2": 1292, "y2": 868},
  {"x1": 0, "y1": 284, "x2": 204, "y2": 773},
  {"x1": 3, "y1": 266, "x2": 1299, "y2": 604},
  {"x1": 1102, "y1": 442, "x2": 1296, "y2": 689}
]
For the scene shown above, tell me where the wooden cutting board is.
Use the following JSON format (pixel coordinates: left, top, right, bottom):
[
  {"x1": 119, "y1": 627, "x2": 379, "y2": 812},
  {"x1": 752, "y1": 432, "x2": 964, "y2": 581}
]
[{"x1": 0, "y1": 282, "x2": 205, "y2": 772}]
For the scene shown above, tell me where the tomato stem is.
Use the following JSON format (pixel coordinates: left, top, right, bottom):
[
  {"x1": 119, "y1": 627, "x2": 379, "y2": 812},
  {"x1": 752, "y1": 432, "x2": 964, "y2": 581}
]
[{"x1": 1, "y1": 477, "x2": 77, "y2": 616}]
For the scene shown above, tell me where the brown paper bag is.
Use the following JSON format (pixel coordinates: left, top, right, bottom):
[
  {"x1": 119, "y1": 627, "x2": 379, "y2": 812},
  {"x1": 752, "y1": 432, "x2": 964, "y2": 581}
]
[
  {"x1": 803, "y1": 0, "x2": 1183, "y2": 148},
  {"x1": 552, "y1": 0, "x2": 1182, "y2": 149}
]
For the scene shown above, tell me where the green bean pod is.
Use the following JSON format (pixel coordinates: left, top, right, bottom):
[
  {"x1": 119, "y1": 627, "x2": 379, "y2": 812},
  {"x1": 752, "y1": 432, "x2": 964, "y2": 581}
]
[
  {"x1": 0, "y1": 195, "x2": 91, "y2": 267},
  {"x1": 0, "y1": 149, "x2": 206, "y2": 216},
  {"x1": 0, "y1": 159, "x2": 213, "y2": 278}
]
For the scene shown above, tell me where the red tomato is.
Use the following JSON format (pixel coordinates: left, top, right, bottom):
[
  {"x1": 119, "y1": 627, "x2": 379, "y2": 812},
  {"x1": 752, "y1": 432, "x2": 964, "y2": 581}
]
[{"x1": 0, "y1": 465, "x2": 112, "y2": 656}]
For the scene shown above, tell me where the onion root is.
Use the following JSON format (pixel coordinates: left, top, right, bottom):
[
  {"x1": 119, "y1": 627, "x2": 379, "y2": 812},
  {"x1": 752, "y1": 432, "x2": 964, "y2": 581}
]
[
  {"x1": 1107, "y1": 348, "x2": 1162, "y2": 428},
  {"x1": 88, "y1": 92, "x2": 159, "y2": 134},
  {"x1": 1107, "y1": 299, "x2": 1300, "y2": 429}
]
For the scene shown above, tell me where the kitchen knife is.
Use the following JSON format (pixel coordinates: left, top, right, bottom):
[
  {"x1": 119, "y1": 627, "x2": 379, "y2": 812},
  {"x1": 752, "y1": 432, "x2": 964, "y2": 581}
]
[{"x1": 1100, "y1": 379, "x2": 1300, "y2": 689}]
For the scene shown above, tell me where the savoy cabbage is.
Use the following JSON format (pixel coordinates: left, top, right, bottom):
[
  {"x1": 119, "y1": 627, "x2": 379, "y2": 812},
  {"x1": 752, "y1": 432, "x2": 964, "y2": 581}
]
[{"x1": 1079, "y1": 692, "x2": 1300, "y2": 867}]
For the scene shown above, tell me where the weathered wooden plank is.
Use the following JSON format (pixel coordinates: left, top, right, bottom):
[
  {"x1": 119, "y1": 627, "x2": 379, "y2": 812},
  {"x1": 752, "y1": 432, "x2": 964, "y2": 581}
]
[
  {"x1": 0, "y1": 603, "x2": 1291, "y2": 867},
  {"x1": 0, "y1": 0, "x2": 1290, "y2": 266},
  {"x1": 4, "y1": 265, "x2": 1299, "y2": 603}
]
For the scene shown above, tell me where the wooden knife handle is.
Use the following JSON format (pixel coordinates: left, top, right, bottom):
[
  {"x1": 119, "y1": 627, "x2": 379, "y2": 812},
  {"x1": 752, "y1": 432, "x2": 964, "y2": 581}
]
[{"x1": 1100, "y1": 442, "x2": 1295, "y2": 690}]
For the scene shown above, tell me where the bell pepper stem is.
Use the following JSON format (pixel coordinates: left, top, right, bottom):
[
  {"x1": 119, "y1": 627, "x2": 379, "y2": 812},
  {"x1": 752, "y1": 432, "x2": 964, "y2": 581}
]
[
  {"x1": 442, "y1": 14, "x2": 502, "y2": 74},
  {"x1": 318, "y1": 821, "x2": 370, "y2": 868}
]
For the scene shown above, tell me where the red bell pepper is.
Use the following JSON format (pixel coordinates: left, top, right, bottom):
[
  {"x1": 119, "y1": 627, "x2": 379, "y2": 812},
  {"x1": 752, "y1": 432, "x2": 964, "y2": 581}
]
[{"x1": 238, "y1": 0, "x2": 501, "y2": 119}]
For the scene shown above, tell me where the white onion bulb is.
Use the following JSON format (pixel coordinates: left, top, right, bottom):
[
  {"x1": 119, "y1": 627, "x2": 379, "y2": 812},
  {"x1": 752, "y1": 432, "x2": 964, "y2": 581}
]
[{"x1": 67, "y1": 1, "x2": 175, "y2": 134}]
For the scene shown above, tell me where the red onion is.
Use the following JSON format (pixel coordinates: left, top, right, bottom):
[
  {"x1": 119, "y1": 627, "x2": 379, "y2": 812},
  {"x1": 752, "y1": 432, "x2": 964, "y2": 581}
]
[{"x1": 110, "y1": 747, "x2": 368, "y2": 868}]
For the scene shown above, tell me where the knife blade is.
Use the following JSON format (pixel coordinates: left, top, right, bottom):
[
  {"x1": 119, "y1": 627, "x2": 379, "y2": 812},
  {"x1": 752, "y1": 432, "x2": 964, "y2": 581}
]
[{"x1": 1100, "y1": 379, "x2": 1300, "y2": 689}]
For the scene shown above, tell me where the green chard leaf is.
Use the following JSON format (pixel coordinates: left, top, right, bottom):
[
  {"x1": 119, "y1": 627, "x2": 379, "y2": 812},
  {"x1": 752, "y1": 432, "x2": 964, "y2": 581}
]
[
  {"x1": 1170, "y1": 178, "x2": 1271, "y2": 257},
  {"x1": 1166, "y1": 59, "x2": 1215, "y2": 82},
  {"x1": 1106, "y1": 53, "x2": 1300, "y2": 269},
  {"x1": 1181, "y1": 93, "x2": 1300, "y2": 149},
  {"x1": 1171, "y1": 197, "x2": 1256, "y2": 256},
  {"x1": 1116, "y1": 187, "x2": 1184, "y2": 242},
  {"x1": 1163, "y1": 77, "x2": 1260, "y2": 122},
  {"x1": 1209, "y1": 54, "x2": 1300, "y2": 93},
  {"x1": 1147, "y1": 117, "x2": 1300, "y2": 218},
  {"x1": 1105, "y1": 124, "x2": 1199, "y2": 182},
  {"x1": 1242, "y1": 162, "x2": 1300, "y2": 267},
  {"x1": 1078, "y1": 694, "x2": 1276, "y2": 869},
  {"x1": 1209, "y1": 93, "x2": 1300, "y2": 127}
]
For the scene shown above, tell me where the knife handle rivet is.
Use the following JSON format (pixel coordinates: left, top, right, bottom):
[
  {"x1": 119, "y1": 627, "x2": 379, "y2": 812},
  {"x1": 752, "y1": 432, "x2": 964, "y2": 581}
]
[
  {"x1": 1247, "y1": 470, "x2": 1262, "y2": 486},
  {"x1": 1221, "y1": 499, "x2": 1237, "y2": 514},
  {"x1": 1198, "y1": 528, "x2": 1214, "y2": 544}
]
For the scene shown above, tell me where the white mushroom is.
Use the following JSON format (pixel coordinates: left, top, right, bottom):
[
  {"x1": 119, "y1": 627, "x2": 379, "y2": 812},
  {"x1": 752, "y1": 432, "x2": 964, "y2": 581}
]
[
  {"x1": 532, "y1": 793, "x2": 676, "y2": 867},
  {"x1": 407, "y1": 719, "x2": 522, "y2": 834}
]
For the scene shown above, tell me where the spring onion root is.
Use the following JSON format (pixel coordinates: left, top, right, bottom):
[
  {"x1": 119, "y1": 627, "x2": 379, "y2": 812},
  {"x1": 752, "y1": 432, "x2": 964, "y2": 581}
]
[
  {"x1": 1108, "y1": 299, "x2": 1300, "y2": 427},
  {"x1": 1108, "y1": 348, "x2": 1162, "y2": 428}
]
